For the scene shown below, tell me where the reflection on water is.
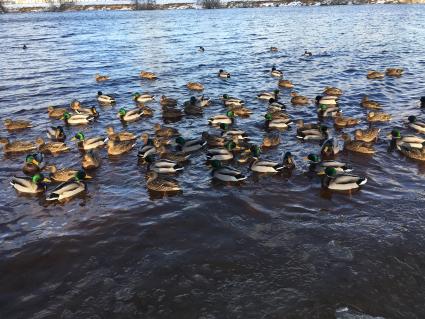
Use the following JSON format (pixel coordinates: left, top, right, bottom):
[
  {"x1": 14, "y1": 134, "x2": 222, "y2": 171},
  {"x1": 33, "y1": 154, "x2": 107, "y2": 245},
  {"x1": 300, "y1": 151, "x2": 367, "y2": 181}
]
[{"x1": 1, "y1": 4, "x2": 425, "y2": 319}]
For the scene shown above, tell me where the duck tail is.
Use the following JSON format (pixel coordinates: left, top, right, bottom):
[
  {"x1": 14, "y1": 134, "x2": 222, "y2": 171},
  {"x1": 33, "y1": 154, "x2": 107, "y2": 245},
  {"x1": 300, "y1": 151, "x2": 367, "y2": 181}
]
[
  {"x1": 357, "y1": 177, "x2": 368, "y2": 186},
  {"x1": 46, "y1": 193, "x2": 60, "y2": 201}
]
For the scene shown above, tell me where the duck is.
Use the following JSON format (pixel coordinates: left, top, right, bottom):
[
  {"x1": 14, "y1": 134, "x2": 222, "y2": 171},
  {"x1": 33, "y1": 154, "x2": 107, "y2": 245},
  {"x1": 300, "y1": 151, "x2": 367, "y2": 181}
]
[
  {"x1": 117, "y1": 108, "x2": 144, "y2": 123},
  {"x1": 387, "y1": 129, "x2": 425, "y2": 151},
  {"x1": 361, "y1": 96, "x2": 382, "y2": 110},
  {"x1": 334, "y1": 112, "x2": 360, "y2": 128},
  {"x1": 146, "y1": 157, "x2": 184, "y2": 174},
  {"x1": 0, "y1": 138, "x2": 37, "y2": 154},
  {"x1": 282, "y1": 152, "x2": 296, "y2": 170},
  {"x1": 386, "y1": 68, "x2": 403, "y2": 77},
  {"x1": 47, "y1": 106, "x2": 67, "y2": 119},
  {"x1": 399, "y1": 145, "x2": 425, "y2": 162},
  {"x1": 268, "y1": 98, "x2": 286, "y2": 112},
  {"x1": 303, "y1": 50, "x2": 312, "y2": 57},
  {"x1": 157, "y1": 146, "x2": 191, "y2": 163},
  {"x1": 320, "y1": 138, "x2": 340, "y2": 159},
  {"x1": 4, "y1": 119, "x2": 32, "y2": 131},
  {"x1": 199, "y1": 46, "x2": 205, "y2": 52},
  {"x1": 132, "y1": 92, "x2": 155, "y2": 103},
  {"x1": 107, "y1": 138, "x2": 136, "y2": 156},
  {"x1": 36, "y1": 137, "x2": 70, "y2": 155},
  {"x1": 270, "y1": 47, "x2": 278, "y2": 52},
  {"x1": 106, "y1": 126, "x2": 137, "y2": 141},
  {"x1": 140, "y1": 71, "x2": 158, "y2": 80},
  {"x1": 146, "y1": 171, "x2": 181, "y2": 192},
  {"x1": 154, "y1": 123, "x2": 179, "y2": 138},
  {"x1": 97, "y1": 91, "x2": 115, "y2": 104},
  {"x1": 291, "y1": 92, "x2": 309, "y2": 105},
  {"x1": 306, "y1": 154, "x2": 352, "y2": 175},
  {"x1": 138, "y1": 143, "x2": 157, "y2": 160},
  {"x1": 206, "y1": 142, "x2": 236, "y2": 161},
  {"x1": 208, "y1": 111, "x2": 235, "y2": 126},
  {"x1": 46, "y1": 171, "x2": 88, "y2": 201},
  {"x1": 271, "y1": 66, "x2": 283, "y2": 78},
  {"x1": 323, "y1": 87, "x2": 342, "y2": 96},
  {"x1": 73, "y1": 104, "x2": 99, "y2": 117},
  {"x1": 137, "y1": 104, "x2": 154, "y2": 117},
  {"x1": 278, "y1": 79, "x2": 294, "y2": 89},
  {"x1": 202, "y1": 131, "x2": 226, "y2": 147},
  {"x1": 197, "y1": 95, "x2": 211, "y2": 107},
  {"x1": 354, "y1": 128, "x2": 380, "y2": 143},
  {"x1": 321, "y1": 167, "x2": 367, "y2": 191},
  {"x1": 22, "y1": 153, "x2": 45, "y2": 175},
  {"x1": 160, "y1": 95, "x2": 178, "y2": 107},
  {"x1": 367, "y1": 71, "x2": 385, "y2": 79},
  {"x1": 95, "y1": 73, "x2": 109, "y2": 82},
  {"x1": 220, "y1": 127, "x2": 249, "y2": 141},
  {"x1": 184, "y1": 97, "x2": 204, "y2": 115},
  {"x1": 407, "y1": 115, "x2": 425, "y2": 133},
  {"x1": 47, "y1": 165, "x2": 92, "y2": 183},
  {"x1": 221, "y1": 94, "x2": 244, "y2": 107},
  {"x1": 218, "y1": 69, "x2": 231, "y2": 78},
  {"x1": 228, "y1": 104, "x2": 252, "y2": 117},
  {"x1": 257, "y1": 90, "x2": 279, "y2": 101},
  {"x1": 175, "y1": 136, "x2": 206, "y2": 153},
  {"x1": 265, "y1": 113, "x2": 291, "y2": 130},
  {"x1": 316, "y1": 95, "x2": 338, "y2": 106},
  {"x1": 162, "y1": 106, "x2": 183, "y2": 119},
  {"x1": 62, "y1": 112, "x2": 95, "y2": 126},
  {"x1": 210, "y1": 160, "x2": 246, "y2": 182},
  {"x1": 47, "y1": 126, "x2": 66, "y2": 141},
  {"x1": 341, "y1": 133, "x2": 375, "y2": 154},
  {"x1": 367, "y1": 111, "x2": 391, "y2": 123},
  {"x1": 71, "y1": 132, "x2": 105, "y2": 151},
  {"x1": 187, "y1": 82, "x2": 204, "y2": 91},
  {"x1": 317, "y1": 104, "x2": 340, "y2": 118},
  {"x1": 262, "y1": 133, "x2": 281, "y2": 148},
  {"x1": 249, "y1": 157, "x2": 285, "y2": 174},
  {"x1": 82, "y1": 150, "x2": 101, "y2": 170},
  {"x1": 10, "y1": 173, "x2": 50, "y2": 194},
  {"x1": 296, "y1": 122, "x2": 328, "y2": 141},
  {"x1": 420, "y1": 97, "x2": 425, "y2": 108}
]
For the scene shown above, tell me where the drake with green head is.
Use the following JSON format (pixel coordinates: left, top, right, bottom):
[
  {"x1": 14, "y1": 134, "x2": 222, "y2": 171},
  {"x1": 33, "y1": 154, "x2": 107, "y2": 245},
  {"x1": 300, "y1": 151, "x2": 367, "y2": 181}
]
[
  {"x1": 306, "y1": 154, "x2": 351, "y2": 175},
  {"x1": 175, "y1": 136, "x2": 207, "y2": 153},
  {"x1": 71, "y1": 132, "x2": 105, "y2": 151},
  {"x1": 132, "y1": 92, "x2": 155, "y2": 103},
  {"x1": 117, "y1": 107, "x2": 144, "y2": 123},
  {"x1": 22, "y1": 153, "x2": 44, "y2": 176},
  {"x1": 46, "y1": 170, "x2": 88, "y2": 201},
  {"x1": 61, "y1": 111, "x2": 94, "y2": 126},
  {"x1": 387, "y1": 129, "x2": 425, "y2": 151},
  {"x1": 321, "y1": 167, "x2": 367, "y2": 191},
  {"x1": 47, "y1": 126, "x2": 66, "y2": 142},
  {"x1": 265, "y1": 113, "x2": 292, "y2": 130},
  {"x1": 10, "y1": 173, "x2": 50, "y2": 194},
  {"x1": 206, "y1": 141, "x2": 236, "y2": 161},
  {"x1": 407, "y1": 116, "x2": 425, "y2": 133},
  {"x1": 210, "y1": 160, "x2": 246, "y2": 182},
  {"x1": 208, "y1": 111, "x2": 235, "y2": 126}
]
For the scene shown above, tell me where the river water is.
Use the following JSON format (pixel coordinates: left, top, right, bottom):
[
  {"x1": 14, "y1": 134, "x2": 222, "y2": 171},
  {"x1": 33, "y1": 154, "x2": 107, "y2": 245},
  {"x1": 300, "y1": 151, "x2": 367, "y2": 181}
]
[{"x1": 1, "y1": 5, "x2": 425, "y2": 318}]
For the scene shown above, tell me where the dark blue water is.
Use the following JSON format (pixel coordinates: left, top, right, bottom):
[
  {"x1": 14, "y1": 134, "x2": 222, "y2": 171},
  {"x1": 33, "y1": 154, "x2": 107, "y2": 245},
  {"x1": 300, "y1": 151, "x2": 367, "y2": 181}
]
[{"x1": 1, "y1": 5, "x2": 425, "y2": 318}]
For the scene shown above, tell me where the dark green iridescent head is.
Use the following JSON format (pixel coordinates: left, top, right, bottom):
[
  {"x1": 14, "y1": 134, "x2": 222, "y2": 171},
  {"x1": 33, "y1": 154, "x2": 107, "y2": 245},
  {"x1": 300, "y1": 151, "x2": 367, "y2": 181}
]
[
  {"x1": 74, "y1": 132, "x2": 85, "y2": 141},
  {"x1": 175, "y1": 136, "x2": 186, "y2": 145},
  {"x1": 307, "y1": 154, "x2": 320, "y2": 163},
  {"x1": 325, "y1": 167, "x2": 337, "y2": 177}
]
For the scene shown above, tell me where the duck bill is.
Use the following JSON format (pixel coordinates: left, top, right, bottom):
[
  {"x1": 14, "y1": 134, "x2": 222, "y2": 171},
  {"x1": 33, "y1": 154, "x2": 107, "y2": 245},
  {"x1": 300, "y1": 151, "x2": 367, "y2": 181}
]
[
  {"x1": 32, "y1": 159, "x2": 39, "y2": 166},
  {"x1": 71, "y1": 137, "x2": 77, "y2": 141},
  {"x1": 85, "y1": 174, "x2": 93, "y2": 179},
  {"x1": 43, "y1": 177, "x2": 52, "y2": 183}
]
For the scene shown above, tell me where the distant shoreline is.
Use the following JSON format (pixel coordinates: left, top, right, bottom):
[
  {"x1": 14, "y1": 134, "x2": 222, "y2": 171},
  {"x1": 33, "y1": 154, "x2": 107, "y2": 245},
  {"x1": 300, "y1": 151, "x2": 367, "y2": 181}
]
[{"x1": 1, "y1": 0, "x2": 424, "y2": 14}]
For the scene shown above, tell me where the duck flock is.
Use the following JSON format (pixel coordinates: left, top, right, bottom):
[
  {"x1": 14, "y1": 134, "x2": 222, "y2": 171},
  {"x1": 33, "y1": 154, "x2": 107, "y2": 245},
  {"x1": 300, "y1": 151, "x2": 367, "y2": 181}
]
[{"x1": 2, "y1": 47, "x2": 425, "y2": 202}]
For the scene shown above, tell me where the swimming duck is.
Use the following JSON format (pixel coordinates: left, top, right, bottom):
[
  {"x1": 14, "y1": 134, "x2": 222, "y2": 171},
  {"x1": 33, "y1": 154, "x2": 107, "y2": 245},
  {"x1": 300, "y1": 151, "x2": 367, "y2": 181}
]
[
  {"x1": 317, "y1": 104, "x2": 340, "y2": 118},
  {"x1": 386, "y1": 68, "x2": 403, "y2": 77},
  {"x1": 74, "y1": 105, "x2": 99, "y2": 117},
  {"x1": 146, "y1": 171, "x2": 181, "y2": 192},
  {"x1": 36, "y1": 137, "x2": 70, "y2": 155},
  {"x1": 199, "y1": 46, "x2": 205, "y2": 52},
  {"x1": 321, "y1": 167, "x2": 367, "y2": 191},
  {"x1": 184, "y1": 97, "x2": 203, "y2": 115},
  {"x1": 270, "y1": 47, "x2": 278, "y2": 52},
  {"x1": 160, "y1": 95, "x2": 178, "y2": 107},
  {"x1": 140, "y1": 71, "x2": 158, "y2": 80},
  {"x1": 291, "y1": 92, "x2": 309, "y2": 105},
  {"x1": 316, "y1": 95, "x2": 338, "y2": 106},
  {"x1": 106, "y1": 126, "x2": 137, "y2": 142},
  {"x1": 334, "y1": 112, "x2": 360, "y2": 128},
  {"x1": 282, "y1": 152, "x2": 296, "y2": 170},
  {"x1": 162, "y1": 106, "x2": 183, "y2": 119},
  {"x1": 47, "y1": 165, "x2": 92, "y2": 183},
  {"x1": 154, "y1": 123, "x2": 179, "y2": 138},
  {"x1": 278, "y1": 79, "x2": 294, "y2": 89},
  {"x1": 137, "y1": 104, "x2": 154, "y2": 117},
  {"x1": 208, "y1": 111, "x2": 235, "y2": 126},
  {"x1": 145, "y1": 156, "x2": 184, "y2": 174},
  {"x1": 210, "y1": 160, "x2": 246, "y2": 182},
  {"x1": 206, "y1": 141, "x2": 236, "y2": 161},
  {"x1": 175, "y1": 136, "x2": 206, "y2": 153},
  {"x1": 303, "y1": 50, "x2": 312, "y2": 57},
  {"x1": 354, "y1": 128, "x2": 380, "y2": 143},
  {"x1": 221, "y1": 94, "x2": 244, "y2": 107},
  {"x1": 265, "y1": 113, "x2": 291, "y2": 130},
  {"x1": 249, "y1": 156, "x2": 285, "y2": 174},
  {"x1": 262, "y1": 133, "x2": 281, "y2": 148},
  {"x1": 399, "y1": 145, "x2": 425, "y2": 162},
  {"x1": 367, "y1": 111, "x2": 391, "y2": 123},
  {"x1": 268, "y1": 98, "x2": 286, "y2": 112},
  {"x1": 71, "y1": 132, "x2": 105, "y2": 151},
  {"x1": 157, "y1": 146, "x2": 191, "y2": 163},
  {"x1": 82, "y1": 150, "x2": 101, "y2": 170},
  {"x1": 97, "y1": 91, "x2": 116, "y2": 104},
  {"x1": 0, "y1": 138, "x2": 37, "y2": 154},
  {"x1": 46, "y1": 171, "x2": 88, "y2": 201},
  {"x1": 95, "y1": 73, "x2": 109, "y2": 82},
  {"x1": 323, "y1": 87, "x2": 342, "y2": 96},
  {"x1": 187, "y1": 82, "x2": 204, "y2": 91},
  {"x1": 341, "y1": 133, "x2": 375, "y2": 154},
  {"x1": 10, "y1": 173, "x2": 50, "y2": 194},
  {"x1": 420, "y1": 97, "x2": 425, "y2": 108},
  {"x1": 47, "y1": 106, "x2": 67, "y2": 119},
  {"x1": 107, "y1": 138, "x2": 136, "y2": 156},
  {"x1": 387, "y1": 129, "x2": 425, "y2": 151},
  {"x1": 197, "y1": 95, "x2": 211, "y2": 107},
  {"x1": 257, "y1": 90, "x2": 279, "y2": 101},
  {"x1": 202, "y1": 131, "x2": 226, "y2": 147},
  {"x1": 218, "y1": 69, "x2": 231, "y2": 78},
  {"x1": 22, "y1": 153, "x2": 45, "y2": 175},
  {"x1": 4, "y1": 119, "x2": 32, "y2": 131},
  {"x1": 271, "y1": 66, "x2": 283, "y2": 78},
  {"x1": 407, "y1": 116, "x2": 425, "y2": 133},
  {"x1": 47, "y1": 126, "x2": 66, "y2": 142},
  {"x1": 117, "y1": 108, "x2": 144, "y2": 123},
  {"x1": 296, "y1": 122, "x2": 328, "y2": 141},
  {"x1": 133, "y1": 92, "x2": 155, "y2": 103},
  {"x1": 320, "y1": 138, "x2": 340, "y2": 159},
  {"x1": 367, "y1": 71, "x2": 385, "y2": 79},
  {"x1": 228, "y1": 104, "x2": 252, "y2": 117},
  {"x1": 361, "y1": 96, "x2": 382, "y2": 110},
  {"x1": 306, "y1": 154, "x2": 351, "y2": 175},
  {"x1": 138, "y1": 143, "x2": 157, "y2": 160},
  {"x1": 62, "y1": 112, "x2": 95, "y2": 126},
  {"x1": 220, "y1": 126, "x2": 249, "y2": 141}
]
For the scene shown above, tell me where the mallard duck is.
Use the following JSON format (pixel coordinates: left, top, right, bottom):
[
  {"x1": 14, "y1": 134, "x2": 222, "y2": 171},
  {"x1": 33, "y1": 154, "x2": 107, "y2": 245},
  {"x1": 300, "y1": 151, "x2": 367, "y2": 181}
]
[
  {"x1": 210, "y1": 160, "x2": 246, "y2": 182},
  {"x1": 132, "y1": 92, "x2": 155, "y2": 103},
  {"x1": 162, "y1": 106, "x2": 183, "y2": 119},
  {"x1": 262, "y1": 133, "x2": 280, "y2": 148},
  {"x1": 146, "y1": 157, "x2": 184, "y2": 174},
  {"x1": 160, "y1": 95, "x2": 178, "y2": 107},
  {"x1": 221, "y1": 94, "x2": 244, "y2": 107},
  {"x1": 228, "y1": 105, "x2": 252, "y2": 117},
  {"x1": 22, "y1": 153, "x2": 44, "y2": 175},
  {"x1": 303, "y1": 50, "x2": 312, "y2": 57},
  {"x1": 208, "y1": 111, "x2": 235, "y2": 126},
  {"x1": 218, "y1": 69, "x2": 231, "y2": 78},
  {"x1": 399, "y1": 145, "x2": 425, "y2": 162},
  {"x1": 387, "y1": 129, "x2": 425, "y2": 151},
  {"x1": 138, "y1": 144, "x2": 157, "y2": 160},
  {"x1": 10, "y1": 173, "x2": 50, "y2": 194},
  {"x1": 107, "y1": 138, "x2": 136, "y2": 156},
  {"x1": 257, "y1": 90, "x2": 279, "y2": 100},
  {"x1": 175, "y1": 136, "x2": 206, "y2": 153},
  {"x1": 278, "y1": 79, "x2": 294, "y2": 89},
  {"x1": 296, "y1": 122, "x2": 328, "y2": 141},
  {"x1": 268, "y1": 98, "x2": 286, "y2": 111},
  {"x1": 282, "y1": 152, "x2": 295, "y2": 170},
  {"x1": 140, "y1": 71, "x2": 157, "y2": 80},
  {"x1": 154, "y1": 123, "x2": 179, "y2": 138},
  {"x1": 237, "y1": 145, "x2": 261, "y2": 164},
  {"x1": 206, "y1": 142, "x2": 236, "y2": 161},
  {"x1": 157, "y1": 146, "x2": 191, "y2": 163},
  {"x1": 316, "y1": 95, "x2": 338, "y2": 106},
  {"x1": 407, "y1": 116, "x2": 425, "y2": 133},
  {"x1": 47, "y1": 165, "x2": 92, "y2": 183},
  {"x1": 82, "y1": 150, "x2": 101, "y2": 170},
  {"x1": 342, "y1": 133, "x2": 374, "y2": 154},
  {"x1": 4, "y1": 119, "x2": 32, "y2": 131},
  {"x1": 354, "y1": 128, "x2": 380, "y2": 143},
  {"x1": 47, "y1": 126, "x2": 66, "y2": 141},
  {"x1": 47, "y1": 106, "x2": 67, "y2": 119},
  {"x1": 322, "y1": 167, "x2": 367, "y2": 191},
  {"x1": 97, "y1": 91, "x2": 115, "y2": 104},
  {"x1": 367, "y1": 111, "x2": 391, "y2": 123},
  {"x1": 46, "y1": 171, "x2": 87, "y2": 201},
  {"x1": 220, "y1": 126, "x2": 249, "y2": 141},
  {"x1": 317, "y1": 104, "x2": 340, "y2": 118},
  {"x1": 291, "y1": 92, "x2": 309, "y2": 105},
  {"x1": 187, "y1": 82, "x2": 204, "y2": 91},
  {"x1": 117, "y1": 108, "x2": 144, "y2": 123},
  {"x1": 62, "y1": 112, "x2": 95, "y2": 126},
  {"x1": 74, "y1": 105, "x2": 99, "y2": 117},
  {"x1": 320, "y1": 138, "x2": 340, "y2": 159},
  {"x1": 265, "y1": 113, "x2": 291, "y2": 130},
  {"x1": 197, "y1": 95, "x2": 211, "y2": 107},
  {"x1": 199, "y1": 46, "x2": 205, "y2": 52},
  {"x1": 367, "y1": 71, "x2": 385, "y2": 79},
  {"x1": 146, "y1": 171, "x2": 181, "y2": 192},
  {"x1": 95, "y1": 73, "x2": 109, "y2": 82},
  {"x1": 202, "y1": 132, "x2": 226, "y2": 147},
  {"x1": 250, "y1": 157, "x2": 284, "y2": 174},
  {"x1": 184, "y1": 97, "x2": 203, "y2": 115},
  {"x1": 386, "y1": 68, "x2": 403, "y2": 77},
  {"x1": 334, "y1": 112, "x2": 360, "y2": 127},
  {"x1": 306, "y1": 154, "x2": 352, "y2": 175},
  {"x1": 137, "y1": 104, "x2": 154, "y2": 117},
  {"x1": 323, "y1": 87, "x2": 342, "y2": 96},
  {"x1": 71, "y1": 132, "x2": 105, "y2": 151},
  {"x1": 361, "y1": 96, "x2": 382, "y2": 110},
  {"x1": 36, "y1": 137, "x2": 70, "y2": 155},
  {"x1": 106, "y1": 126, "x2": 136, "y2": 141},
  {"x1": 0, "y1": 138, "x2": 37, "y2": 154},
  {"x1": 271, "y1": 66, "x2": 283, "y2": 78},
  {"x1": 270, "y1": 47, "x2": 278, "y2": 52}
]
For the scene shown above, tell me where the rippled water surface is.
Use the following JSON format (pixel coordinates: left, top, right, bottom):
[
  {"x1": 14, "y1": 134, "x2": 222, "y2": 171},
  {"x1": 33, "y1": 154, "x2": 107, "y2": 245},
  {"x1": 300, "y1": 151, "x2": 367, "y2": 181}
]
[{"x1": 1, "y1": 5, "x2": 425, "y2": 318}]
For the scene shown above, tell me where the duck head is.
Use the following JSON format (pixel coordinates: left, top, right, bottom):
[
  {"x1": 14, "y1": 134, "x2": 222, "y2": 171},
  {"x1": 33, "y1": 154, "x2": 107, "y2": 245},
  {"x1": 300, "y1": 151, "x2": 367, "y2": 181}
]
[{"x1": 72, "y1": 132, "x2": 85, "y2": 141}]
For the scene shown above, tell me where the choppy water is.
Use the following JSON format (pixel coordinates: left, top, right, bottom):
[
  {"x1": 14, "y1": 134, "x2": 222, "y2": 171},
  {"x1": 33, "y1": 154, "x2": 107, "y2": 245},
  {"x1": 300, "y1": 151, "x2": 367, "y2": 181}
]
[{"x1": 1, "y1": 5, "x2": 425, "y2": 318}]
